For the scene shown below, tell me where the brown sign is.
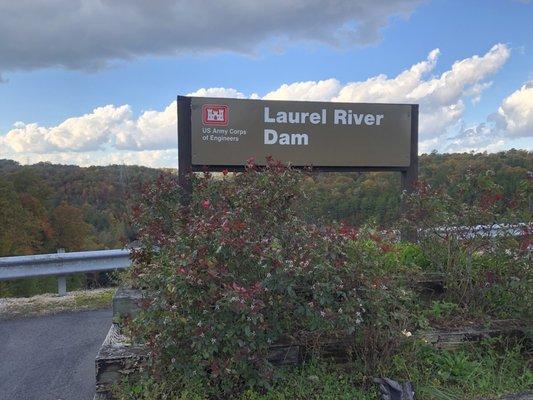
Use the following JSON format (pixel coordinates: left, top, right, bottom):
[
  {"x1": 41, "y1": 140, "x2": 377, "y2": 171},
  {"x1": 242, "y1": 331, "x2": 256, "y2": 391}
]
[{"x1": 187, "y1": 96, "x2": 415, "y2": 168}]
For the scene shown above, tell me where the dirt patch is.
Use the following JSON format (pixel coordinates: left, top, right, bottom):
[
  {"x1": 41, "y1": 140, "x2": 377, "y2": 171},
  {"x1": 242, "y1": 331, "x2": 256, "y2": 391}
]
[{"x1": 0, "y1": 288, "x2": 114, "y2": 319}]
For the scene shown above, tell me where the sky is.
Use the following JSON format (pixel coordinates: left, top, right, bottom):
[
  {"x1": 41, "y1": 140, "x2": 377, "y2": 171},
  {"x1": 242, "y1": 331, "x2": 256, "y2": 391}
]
[{"x1": 0, "y1": 0, "x2": 532, "y2": 168}]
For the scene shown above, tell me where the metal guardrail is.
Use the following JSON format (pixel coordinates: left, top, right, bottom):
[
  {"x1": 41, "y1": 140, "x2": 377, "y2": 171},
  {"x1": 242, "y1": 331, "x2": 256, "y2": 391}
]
[
  {"x1": 431, "y1": 223, "x2": 531, "y2": 237},
  {"x1": 0, "y1": 249, "x2": 131, "y2": 296}
]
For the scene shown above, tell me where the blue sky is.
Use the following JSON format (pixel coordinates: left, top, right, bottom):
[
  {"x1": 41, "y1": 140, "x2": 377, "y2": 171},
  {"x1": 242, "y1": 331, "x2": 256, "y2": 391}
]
[{"x1": 0, "y1": 0, "x2": 531, "y2": 167}]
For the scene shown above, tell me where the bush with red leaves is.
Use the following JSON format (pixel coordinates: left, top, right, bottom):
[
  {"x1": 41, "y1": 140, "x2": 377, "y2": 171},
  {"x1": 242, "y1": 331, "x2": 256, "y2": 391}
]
[{"x1": 127, "y1": 159, "x2": 413, "y2": 395}]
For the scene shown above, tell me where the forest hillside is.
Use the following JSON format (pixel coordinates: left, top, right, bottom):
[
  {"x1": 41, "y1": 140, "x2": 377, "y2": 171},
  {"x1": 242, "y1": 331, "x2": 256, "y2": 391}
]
[{"x1": 0, "y1": 150, "x2": 531, "y2": 259}]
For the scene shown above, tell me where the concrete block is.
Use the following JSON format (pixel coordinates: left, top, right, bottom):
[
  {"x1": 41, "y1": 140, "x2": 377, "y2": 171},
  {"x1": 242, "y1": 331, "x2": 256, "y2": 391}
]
[
  {"x1": 112, "y1": 287, "x2": 143, "y2": 323},
  {"x1": 95, "y1": 323, "x2": 147, "y2": 398}
]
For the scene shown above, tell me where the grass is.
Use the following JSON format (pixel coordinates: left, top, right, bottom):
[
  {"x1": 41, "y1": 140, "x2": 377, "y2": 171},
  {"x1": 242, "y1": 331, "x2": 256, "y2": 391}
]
[
  {"x1": 0, "y1": 273, "x2": 89, "y2": 297},
  {"x1": 239, "y1": 363, "x2": 377, "y2": 400},
  {"x1": 0, "y1": 287, "x2": 114, "y2": 319},
  {"x1": 114, "y1": 337, "x2": 532, "y2": 400},
  {"x1": 115, "y1": 363, "x2": 377, "y2": 400},
  {"x1": 390, "y1": 338, "x2": 532, "y2": 399}
]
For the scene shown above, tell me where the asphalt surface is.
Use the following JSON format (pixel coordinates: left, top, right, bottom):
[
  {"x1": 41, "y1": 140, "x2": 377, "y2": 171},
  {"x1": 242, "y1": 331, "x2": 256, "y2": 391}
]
[{"x1": 0, "y1": 309, "x2": 112, "y2": 400}]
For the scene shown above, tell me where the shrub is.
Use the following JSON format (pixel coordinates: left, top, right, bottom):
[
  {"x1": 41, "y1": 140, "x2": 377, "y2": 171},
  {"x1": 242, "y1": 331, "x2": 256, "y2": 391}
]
[
  {"x1": 126, "y1": 159, "x2": 414, "y2": 396},
  {"x1": 120, "y1": 162, "x2": 531, "y2": 399},
  {"x1": 401, "y1": 170, "x2": 532, "y2": 320}
]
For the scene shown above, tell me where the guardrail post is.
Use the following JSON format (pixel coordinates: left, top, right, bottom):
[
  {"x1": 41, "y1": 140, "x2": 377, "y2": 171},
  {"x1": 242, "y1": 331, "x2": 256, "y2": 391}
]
[
  {"x1": 57, "y1": 249, "x2": 66, "y2": 296},
  {"x1": 57, "y1": 276, "x2": 67, "y2": 297}
]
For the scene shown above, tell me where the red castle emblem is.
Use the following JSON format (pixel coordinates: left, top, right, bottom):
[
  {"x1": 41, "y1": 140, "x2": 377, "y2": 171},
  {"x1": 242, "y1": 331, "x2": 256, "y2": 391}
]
[{"x1": 202, "y1": 104, "x2": 228, "y2": 126}]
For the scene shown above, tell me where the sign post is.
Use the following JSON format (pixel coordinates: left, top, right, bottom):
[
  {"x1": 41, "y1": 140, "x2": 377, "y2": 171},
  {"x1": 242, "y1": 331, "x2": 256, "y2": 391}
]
[
  {"x1": 177, "y1": 96, "x2": 192, "y2": 204},
  {"x1": 177, "y1": 95, "x2": 418, "y2": 235}
]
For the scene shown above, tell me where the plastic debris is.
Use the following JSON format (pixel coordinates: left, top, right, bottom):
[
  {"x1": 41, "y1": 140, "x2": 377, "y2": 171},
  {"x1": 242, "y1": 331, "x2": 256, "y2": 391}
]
[{"x1": 374, "y1": 378, "x2": 415, "y2": 400}]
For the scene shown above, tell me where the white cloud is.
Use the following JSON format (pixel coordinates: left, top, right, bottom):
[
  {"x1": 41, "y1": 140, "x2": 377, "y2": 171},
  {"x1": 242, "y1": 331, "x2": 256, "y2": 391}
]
[
  {"x1": 265, "y1": 44, "x2": 509, "y2": 138},
  {"x1": 3, "y1": 105, "x2": 133, "y2": 153},
  {"x1": 333, "y1": 48, "x2": 440, "y2": 103},
  {"x1": 0, "y1": 0, "x2": 421, "y2": 78},
  {"x1": 497, "y1": 82, "x2": 533, "y2": 137},
  {"x1": 444, "y1": 83, "x2": 533, "y2": 153},
  {"x1": 263, "y1": 79, "x2": 342, "y2": 101},
  {"x1": 1, "y1": 43, "x2": 525, "y2": 167},
  {"x1": 115, "y1": 101, "x2": 178, "y2": 151},
  {"x1": 445, "y1": 122, "x2": 502, "y2": 153},
  {"x1": 2, "y1": 149, "x2": 180, "y2": 169},
  {"x1": 187, "y1": 88, "x2": 246, "y2": 99},
  {"x1": 465, "y1": 82, "x2": 493, "y2": 105},
  {"x1": 1, "y1": 104, "x2": 176, "y2": 153}
]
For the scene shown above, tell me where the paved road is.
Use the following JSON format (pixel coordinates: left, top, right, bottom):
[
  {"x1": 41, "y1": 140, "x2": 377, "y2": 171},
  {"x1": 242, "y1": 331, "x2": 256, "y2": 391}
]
[{"x1": 0, "y1": 309, "x2": 112, "y2": 400}]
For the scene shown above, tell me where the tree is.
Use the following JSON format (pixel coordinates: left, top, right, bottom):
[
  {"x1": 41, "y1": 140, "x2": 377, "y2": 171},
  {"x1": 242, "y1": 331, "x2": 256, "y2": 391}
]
[
  {"x1": 0, "y1": 177, "x2": 37, "y2": 256},
  {"x1": 50, "y1": 202, "x2": 92, "y2": 251}
]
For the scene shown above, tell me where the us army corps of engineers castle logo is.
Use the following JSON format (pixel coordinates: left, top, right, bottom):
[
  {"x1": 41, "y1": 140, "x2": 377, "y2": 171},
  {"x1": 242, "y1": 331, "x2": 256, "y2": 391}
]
[{"x1": 202, "y1": 104, "x2": 229, "y2": 126}]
